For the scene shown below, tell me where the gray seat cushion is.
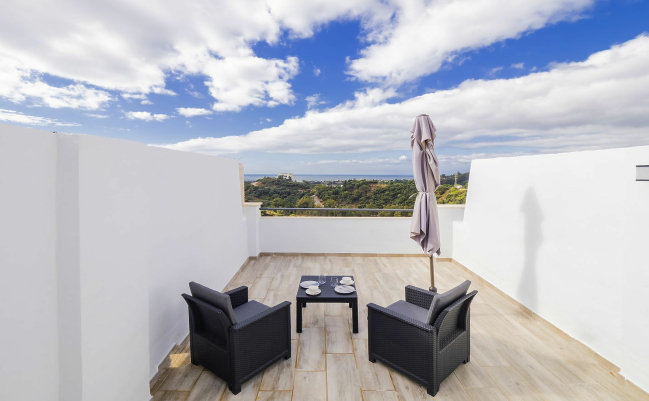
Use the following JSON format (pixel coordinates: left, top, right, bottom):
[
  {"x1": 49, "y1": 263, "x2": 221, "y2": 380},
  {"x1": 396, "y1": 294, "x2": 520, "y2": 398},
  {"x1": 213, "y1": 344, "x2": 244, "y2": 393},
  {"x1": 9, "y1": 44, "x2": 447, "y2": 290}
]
[
  {"x1": 189, "y1": 281, "x2": 237, "y2": 324},
  {"x1": 386, "y1": 300, "x2": 429, "y2": 323},
  {"x1": 427, "y1": 280, "x2": 471, "y2": 325},
  {"x1": 233, "y1": 300, "x2": 270, "y2": 322}
]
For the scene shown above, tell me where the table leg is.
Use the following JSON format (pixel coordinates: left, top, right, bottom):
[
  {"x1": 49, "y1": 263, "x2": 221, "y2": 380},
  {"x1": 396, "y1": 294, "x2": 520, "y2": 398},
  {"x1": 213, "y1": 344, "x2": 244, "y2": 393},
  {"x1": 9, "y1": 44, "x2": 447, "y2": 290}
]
[
  {"x1": 296, "y1": 300, "x2": 302, "y2": 333},
  {"x1": 352, "y1": 301, "x2": 359, "y2": 333}
]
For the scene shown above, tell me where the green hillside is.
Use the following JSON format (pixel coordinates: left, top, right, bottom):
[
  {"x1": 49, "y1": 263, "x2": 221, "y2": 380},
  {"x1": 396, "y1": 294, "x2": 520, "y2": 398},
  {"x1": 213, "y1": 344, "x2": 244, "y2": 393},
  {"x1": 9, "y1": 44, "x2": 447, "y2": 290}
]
[{"x1": 245, "y1": 174, "x2": 468, "y2": 215}]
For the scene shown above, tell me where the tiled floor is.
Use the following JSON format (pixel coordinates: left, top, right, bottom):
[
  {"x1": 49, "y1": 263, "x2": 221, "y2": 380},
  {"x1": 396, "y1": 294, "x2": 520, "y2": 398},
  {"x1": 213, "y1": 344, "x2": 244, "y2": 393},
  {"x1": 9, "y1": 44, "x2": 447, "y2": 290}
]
[{"x1": 151, "y1": 255, "x2": 649, "y2": 400}]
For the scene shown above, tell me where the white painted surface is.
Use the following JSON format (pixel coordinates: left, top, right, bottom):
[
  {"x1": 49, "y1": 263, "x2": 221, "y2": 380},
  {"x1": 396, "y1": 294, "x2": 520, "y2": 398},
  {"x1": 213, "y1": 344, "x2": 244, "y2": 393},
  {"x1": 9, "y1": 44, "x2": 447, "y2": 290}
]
[
  {"x1": 243, "y1": 202, "x2": 262, "y2": 257},
  {"x1": 0, "y1": 124, "x2": 249, "y2": 400},
  {"x1": 258, "y1": 205, "x2": 464, "y2": 257},
  {"x1": 0, "y1": 126, "x2": 59, "y2": 401},
  {"x1": 453, "y1": 146, "x2": 649, "y2": 392}
]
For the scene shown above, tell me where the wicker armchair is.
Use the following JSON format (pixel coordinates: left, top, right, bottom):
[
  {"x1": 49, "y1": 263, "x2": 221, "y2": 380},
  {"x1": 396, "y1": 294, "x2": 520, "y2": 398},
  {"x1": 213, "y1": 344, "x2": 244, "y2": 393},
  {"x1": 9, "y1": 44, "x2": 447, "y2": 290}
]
[
  {"x1": 182, "y1": 286, "x2": 291, "y2": 394},
  {"x1": 367, "y1": 285, "x2": 477, "y2": 396}
]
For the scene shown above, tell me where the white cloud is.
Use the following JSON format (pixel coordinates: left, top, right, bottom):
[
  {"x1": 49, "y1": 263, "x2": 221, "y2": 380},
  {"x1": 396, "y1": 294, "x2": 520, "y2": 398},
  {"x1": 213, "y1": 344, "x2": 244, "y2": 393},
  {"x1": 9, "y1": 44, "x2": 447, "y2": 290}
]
[
  {"x1": 487, "y1": 66, "x2": 503, "y2": 76},
  {"x1": 202, "y1": 56, "x2": 299, "y2": 112},
  {"x1": 266, "y1": 118, "x2": 272, "y2": 122},
  {"x1": 125, "y1": 111, "x2": 170, "y2": 122},
  {"x1": 313, "y1": 67, "x2": 321, "y2": 76},
  {"x1": 85, "y1": 113, "x2": 108, "y2": 119},
  {"x1": 0, "y1": 58, "x2": 112, "y2": 110},
  {"x1": 122, "y1": 93, "x2": 147, "y2": 100},
  {"x1": 164, "y1": 35, "x2": 649, "y2": 159},
  {"x1": 347, "y1": 0, "x2": 593, "y2": 86},
  {"x1": 141, "y1": 100, "x2": 153, "y2": 105},
  {"x1": 511, "y1": 62, "x2": 525, "y2": 69},
  {"x1": 0, "y1": 0, "x2": 300, "y2": 111},
  {"x1": 306, "y1": 94, "x2": 327, "y2": 109},
  {"x1": 0, "y1": 108, "x2": 79, "y2": 126},
  {"x1": 0, "y1": 0, "x2": 595, "y2": 113},
  {"x1": 176, "y1": 107, "x2": 212, "y2": 117},
  {"x1": 185, "y1": 121, "x2": 192, "y2": 128},
  {"x1": 305, "y1": 156, "x2": 409, "y2": 165}
]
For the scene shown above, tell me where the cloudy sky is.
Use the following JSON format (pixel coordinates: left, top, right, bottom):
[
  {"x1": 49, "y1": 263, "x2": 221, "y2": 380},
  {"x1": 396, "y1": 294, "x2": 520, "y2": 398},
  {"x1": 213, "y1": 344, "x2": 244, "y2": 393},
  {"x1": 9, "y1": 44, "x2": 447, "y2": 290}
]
[{"x1": 1, "y1": 0, "x2": 648, "y2": 174}]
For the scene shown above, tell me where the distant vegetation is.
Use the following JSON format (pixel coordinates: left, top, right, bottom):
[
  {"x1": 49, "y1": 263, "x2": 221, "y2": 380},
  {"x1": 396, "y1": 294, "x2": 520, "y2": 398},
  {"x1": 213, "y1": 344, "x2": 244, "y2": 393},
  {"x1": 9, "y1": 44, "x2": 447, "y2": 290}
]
[{"x1": 245, "y1": 173, "x2": 468, "y2": 216}]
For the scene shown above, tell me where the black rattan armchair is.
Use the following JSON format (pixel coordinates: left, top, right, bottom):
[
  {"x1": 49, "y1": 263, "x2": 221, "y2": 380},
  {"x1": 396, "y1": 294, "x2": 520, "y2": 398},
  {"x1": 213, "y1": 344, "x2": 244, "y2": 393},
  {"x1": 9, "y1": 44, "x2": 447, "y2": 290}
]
[
  {"x1": 367, "y1": 285, "x2": 477, "y2": 396},
  {"x1": 182, "y1": 286, "x2": 291, "y2": 394}
]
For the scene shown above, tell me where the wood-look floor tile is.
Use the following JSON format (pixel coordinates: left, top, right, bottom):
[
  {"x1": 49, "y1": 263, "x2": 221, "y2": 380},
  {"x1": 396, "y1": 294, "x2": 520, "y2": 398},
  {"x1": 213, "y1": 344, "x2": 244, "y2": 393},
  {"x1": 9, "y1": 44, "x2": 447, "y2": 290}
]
[
  {"x1": 471, "y1": 332, "x2": 510, "y2": 367},
  {"x1": 294, "y1": 371, "x2": 326, "y2": 401},
  {"x1": 454, "y1": 361, "x2": 495, "y2": 389},
  {"x1": 260, "y1": 340, "x2": 297, "y2": 391},
  {"x1": 219, "y1": 374, "x2": 262, "y2": 401},
  {"x1": 152, "y1": 391, "x2": 189, "y2": 401},
  {"x1": 496, "y1": 347, "x2": 579, "y2": 401},
  {"x1": 362, "y1": 390, "x2": 400, "y2": 401},
  {"x1": 327, "y1": 354, "x2": 363, "y2": 401},
  {"x1": 250, "y1": 277, "x2": 273, "y2": 299},
  {"x1": 353, "y1": 339, "x2": 394, "y2": 391},
  {"x1": 255, "y1": 390, "x2": 292, "y2": 401},
  {"x1": 465, "y1": 387, "x2": 509, "y2": 401},
  {"x1": 297, "y1": 328, "x2": 325, "y2": 371},
  {"x1": 434, "y1": 372, "x2": 471, "y2": 401},
  {"x1": 303, "y1": 302, "x2": 325, "y2": 328},
  {"x1": 568, "y1": 383, "x2": 618, "y2": 401},
  {"x1": 325, "y1": 316, "x2": 353, "y2": 354},
  {"x1": 150, "y1": 255, "x2": 649, "y2": 401},
  {"x1": 185, "y1": 370, "x2": 226, "y2": 401},
  {"x1": 389, "y1": 368, "x2": 433, "y2": 401},
  {"x1": 159, "y1": 352, "x2": 203, "y2": 392}
]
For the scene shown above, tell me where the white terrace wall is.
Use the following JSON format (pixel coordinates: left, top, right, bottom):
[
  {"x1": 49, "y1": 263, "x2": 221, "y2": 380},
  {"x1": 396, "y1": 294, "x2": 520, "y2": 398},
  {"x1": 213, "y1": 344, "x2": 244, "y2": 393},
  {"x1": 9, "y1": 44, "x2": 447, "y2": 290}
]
[
  {"x1": 453, "y1": 146, "x2": 649, "y2": 392},
  {"x1": 0, "y1": 126, "x2": 59, "y2": 401},
  {"x1": 257, "y1": 205, "x2": 465, "y2": 258},
  {"x1": 0, "y1": 124, "x2": 249, "y2": 401}
]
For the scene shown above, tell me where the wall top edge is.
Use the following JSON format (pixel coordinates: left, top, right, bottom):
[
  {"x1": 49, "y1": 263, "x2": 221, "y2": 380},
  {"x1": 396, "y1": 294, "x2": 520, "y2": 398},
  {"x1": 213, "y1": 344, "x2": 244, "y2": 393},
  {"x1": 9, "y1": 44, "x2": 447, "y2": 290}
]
[{"x1": 243, "y1": 202, "x2": 263, "y2": 207}]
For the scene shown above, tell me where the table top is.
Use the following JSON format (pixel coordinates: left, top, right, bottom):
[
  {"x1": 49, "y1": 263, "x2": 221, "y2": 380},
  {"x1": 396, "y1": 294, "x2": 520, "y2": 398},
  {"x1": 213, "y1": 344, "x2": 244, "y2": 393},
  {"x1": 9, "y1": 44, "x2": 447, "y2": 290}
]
[{"x1": 296, "y1": 275, "x2": 357, "y2": 300}]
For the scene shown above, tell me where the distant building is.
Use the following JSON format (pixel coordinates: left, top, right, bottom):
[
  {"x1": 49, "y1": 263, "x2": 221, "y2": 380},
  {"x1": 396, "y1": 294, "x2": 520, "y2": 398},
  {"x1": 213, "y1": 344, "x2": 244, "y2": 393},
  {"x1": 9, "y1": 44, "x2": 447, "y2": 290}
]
[{"x1": 277, "y1": 173, "x2": 301, "y2": 182}]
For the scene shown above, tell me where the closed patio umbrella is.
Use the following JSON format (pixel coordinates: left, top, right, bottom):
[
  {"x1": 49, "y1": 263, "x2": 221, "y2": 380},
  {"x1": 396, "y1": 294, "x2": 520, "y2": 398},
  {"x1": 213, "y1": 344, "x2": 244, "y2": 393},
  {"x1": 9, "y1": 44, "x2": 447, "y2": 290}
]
[{"x1": 410, "y1": 114, "x2": 441, "y2": 292}]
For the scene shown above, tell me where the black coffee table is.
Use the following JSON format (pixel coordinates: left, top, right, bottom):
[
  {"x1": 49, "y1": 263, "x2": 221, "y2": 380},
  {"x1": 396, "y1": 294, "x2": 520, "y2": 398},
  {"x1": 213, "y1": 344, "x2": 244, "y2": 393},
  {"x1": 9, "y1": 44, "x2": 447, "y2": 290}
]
[{"x1": 296, "y1": 275, "x2": 358, "y2": 333}]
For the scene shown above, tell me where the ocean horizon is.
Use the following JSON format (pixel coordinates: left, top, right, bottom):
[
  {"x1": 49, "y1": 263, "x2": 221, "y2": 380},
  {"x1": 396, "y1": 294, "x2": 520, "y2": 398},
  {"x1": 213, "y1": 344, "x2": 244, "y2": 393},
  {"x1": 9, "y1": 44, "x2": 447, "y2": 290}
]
[{"x1": 244, "y1": 173, "x2": 413, "y2": 182}]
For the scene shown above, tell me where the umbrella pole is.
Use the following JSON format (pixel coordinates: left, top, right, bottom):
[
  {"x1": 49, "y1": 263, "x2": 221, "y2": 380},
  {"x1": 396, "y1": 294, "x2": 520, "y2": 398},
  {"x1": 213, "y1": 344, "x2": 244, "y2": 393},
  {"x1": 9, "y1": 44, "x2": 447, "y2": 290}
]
[{"x1": 429, "y1": 256, "x2": 437, "y2": 293}]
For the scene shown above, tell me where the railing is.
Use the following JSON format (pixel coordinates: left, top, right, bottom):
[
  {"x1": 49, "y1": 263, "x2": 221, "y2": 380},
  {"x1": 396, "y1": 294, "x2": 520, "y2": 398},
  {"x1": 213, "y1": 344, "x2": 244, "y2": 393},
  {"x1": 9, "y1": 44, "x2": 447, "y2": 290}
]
[{"x1": 259, "y1": 207, "x2": 414, "y2": 216}]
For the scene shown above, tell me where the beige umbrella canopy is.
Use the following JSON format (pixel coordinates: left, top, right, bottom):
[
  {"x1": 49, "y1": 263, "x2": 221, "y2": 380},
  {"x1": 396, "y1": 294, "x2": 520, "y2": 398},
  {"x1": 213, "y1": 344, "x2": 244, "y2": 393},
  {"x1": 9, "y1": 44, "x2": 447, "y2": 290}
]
[{"x1": 409, "y1": 114, "x2": 441, "y2": 291}]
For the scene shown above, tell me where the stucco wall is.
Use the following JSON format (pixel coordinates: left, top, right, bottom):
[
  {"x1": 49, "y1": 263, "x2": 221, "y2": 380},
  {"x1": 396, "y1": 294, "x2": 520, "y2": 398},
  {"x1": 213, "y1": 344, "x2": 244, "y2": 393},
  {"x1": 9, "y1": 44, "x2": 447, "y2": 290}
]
[
  {"x1": 258, "y1": 205, "x2": 465, "y2": 257},
  {"x1": 0, "y1": 124, "x2": 249, "y2": 401},
  {"x1": 453, "y1": 146, "x2": 649, "y2": 392},
  {"x1": 0, "y1": 126, "x2": 59, "y2": 401}
]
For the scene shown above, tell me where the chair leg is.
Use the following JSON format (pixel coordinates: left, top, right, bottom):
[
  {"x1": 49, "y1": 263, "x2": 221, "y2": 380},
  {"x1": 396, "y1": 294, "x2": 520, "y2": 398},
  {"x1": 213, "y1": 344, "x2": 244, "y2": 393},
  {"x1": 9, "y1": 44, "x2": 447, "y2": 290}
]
[
  {"x1": 229, "y1": 383, "x2": 241, "y2": 395},
  {"x1": 427, "y1": 384, "x2": 439, "y2": 397},
  {"x1": 369, "y1": 354, "x2": 376, "y2": 363}
]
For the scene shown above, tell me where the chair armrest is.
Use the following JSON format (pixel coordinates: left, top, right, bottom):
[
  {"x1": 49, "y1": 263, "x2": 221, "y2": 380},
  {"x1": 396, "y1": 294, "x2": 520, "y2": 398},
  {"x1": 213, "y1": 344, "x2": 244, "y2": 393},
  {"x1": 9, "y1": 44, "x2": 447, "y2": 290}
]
[
  {"x1": 434, "y1": 290, "x2": 477, "y2": 340},
  {"x1": 231, "y1": 301, "x2": 291, "y2": 332},
  {"x1": 405, "y1": 285, "x2": 436, "y2": 309},
  {"x1": 367, "y1": 303, "x2": 435, "y2": 333},
  {"x1": 225, "y1": 286, "x2": 248, "y2": 308}
]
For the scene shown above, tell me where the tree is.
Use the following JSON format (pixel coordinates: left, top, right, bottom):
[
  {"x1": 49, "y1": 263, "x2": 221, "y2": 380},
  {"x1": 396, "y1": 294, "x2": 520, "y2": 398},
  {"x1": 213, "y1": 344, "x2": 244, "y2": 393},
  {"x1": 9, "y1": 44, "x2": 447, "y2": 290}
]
[
  {"x1": 296, "y1": 196, "x2": 315, "y2": 208},
  {"x1": 270, "y1": 197, "x2": 286, "y2": 208}
]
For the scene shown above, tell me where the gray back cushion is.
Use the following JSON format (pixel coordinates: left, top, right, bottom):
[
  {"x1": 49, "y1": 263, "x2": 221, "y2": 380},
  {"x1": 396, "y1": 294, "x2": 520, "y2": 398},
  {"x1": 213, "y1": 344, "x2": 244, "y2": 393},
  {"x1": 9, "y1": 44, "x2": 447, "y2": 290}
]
[
  {"x1": 189, "y1": 282, "x2": 237, "y2": 324},
  {"x1": 426, "y1": 280, "x2": 471, "y2": 325}
]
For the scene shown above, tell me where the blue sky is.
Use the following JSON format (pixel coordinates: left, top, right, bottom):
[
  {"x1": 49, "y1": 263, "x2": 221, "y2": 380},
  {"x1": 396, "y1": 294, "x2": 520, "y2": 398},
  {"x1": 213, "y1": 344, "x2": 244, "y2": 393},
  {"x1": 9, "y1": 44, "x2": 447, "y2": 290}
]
[{"x1": 1, "y1": 0, "x2": 648, "y2": 174}]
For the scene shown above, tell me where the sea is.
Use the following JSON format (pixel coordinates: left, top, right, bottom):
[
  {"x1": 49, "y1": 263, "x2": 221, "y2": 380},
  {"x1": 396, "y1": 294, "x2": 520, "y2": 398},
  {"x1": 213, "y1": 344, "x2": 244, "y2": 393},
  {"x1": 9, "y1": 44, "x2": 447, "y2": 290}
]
[{"x1": 244, "y1": 174, "x2": 412, "y2": 182}]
